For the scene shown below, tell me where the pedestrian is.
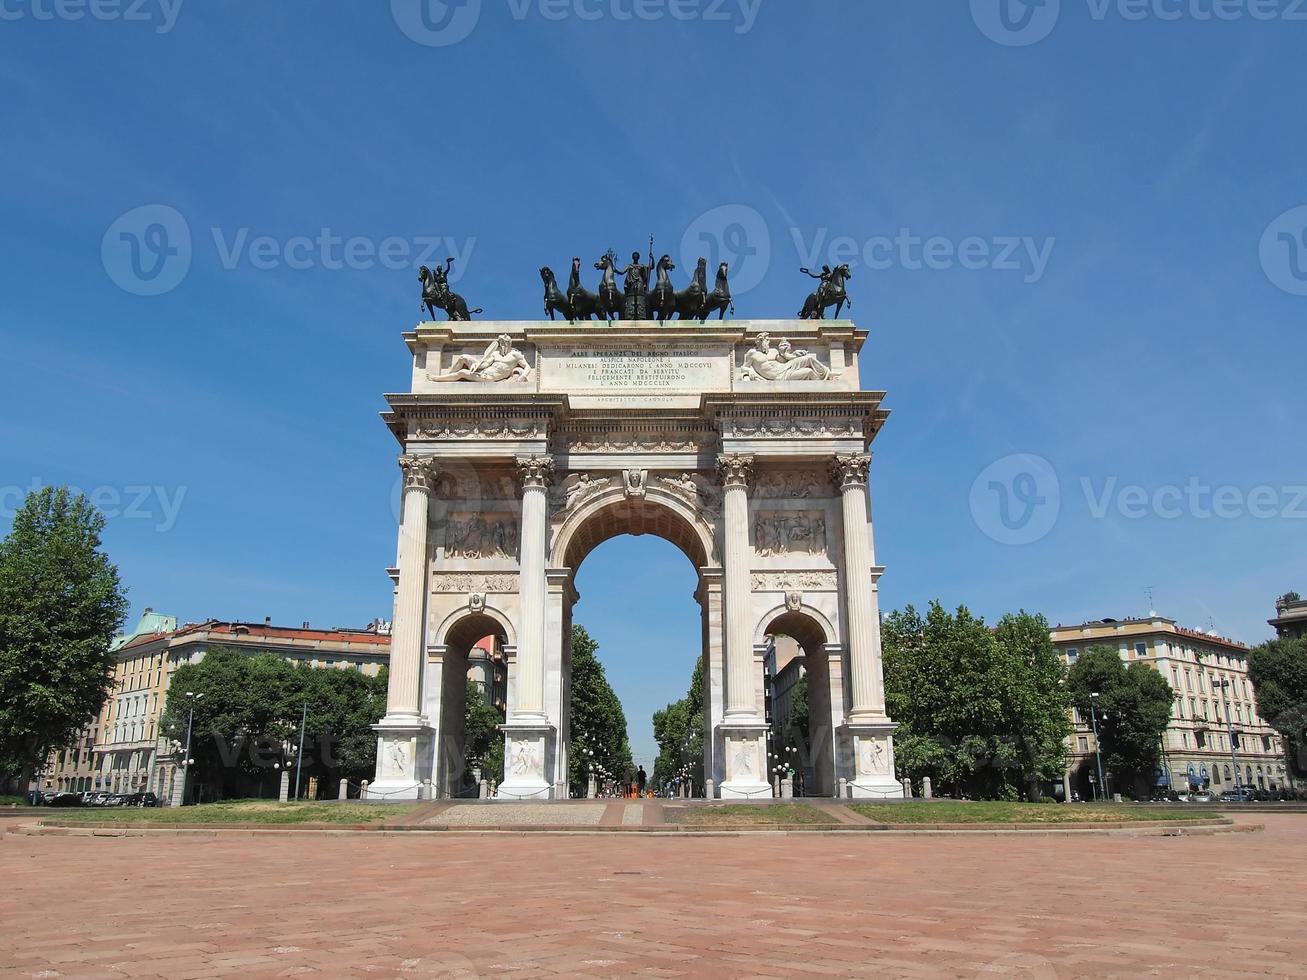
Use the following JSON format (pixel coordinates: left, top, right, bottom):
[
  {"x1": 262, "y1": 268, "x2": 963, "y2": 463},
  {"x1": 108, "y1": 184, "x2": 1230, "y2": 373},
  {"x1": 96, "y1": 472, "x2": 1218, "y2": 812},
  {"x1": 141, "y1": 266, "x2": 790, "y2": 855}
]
[{"x1": 637, "y1": 766, "x2": 647, "y2": 795}]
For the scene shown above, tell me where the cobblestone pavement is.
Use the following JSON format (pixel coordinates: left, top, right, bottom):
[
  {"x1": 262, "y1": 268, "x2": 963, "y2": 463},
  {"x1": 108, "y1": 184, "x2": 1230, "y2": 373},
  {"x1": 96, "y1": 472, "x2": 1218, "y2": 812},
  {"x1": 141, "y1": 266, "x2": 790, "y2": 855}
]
[{"x1": 2, "y1": 813, "x2": 1304, "y2": 978}]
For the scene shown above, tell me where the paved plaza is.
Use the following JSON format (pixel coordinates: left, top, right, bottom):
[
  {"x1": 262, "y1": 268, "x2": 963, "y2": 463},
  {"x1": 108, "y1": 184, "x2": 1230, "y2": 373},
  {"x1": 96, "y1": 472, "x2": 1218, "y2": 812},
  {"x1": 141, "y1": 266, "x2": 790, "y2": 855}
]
[{"x1": 2, "y1": 813, "x2": 1304, "y2": 978}]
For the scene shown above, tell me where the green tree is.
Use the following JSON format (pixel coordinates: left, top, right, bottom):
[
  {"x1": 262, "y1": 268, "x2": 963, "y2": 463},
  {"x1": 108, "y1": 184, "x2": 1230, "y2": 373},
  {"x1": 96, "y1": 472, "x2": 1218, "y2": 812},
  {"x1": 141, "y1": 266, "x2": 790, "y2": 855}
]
[
  {"x1": 652, "y1": 655, "x2": 704, "y2": 791},
  {"x1": 0, "y1": 488, "x2": 128, "y2": 790},
  {"x1": 568, "y1": 625, "x2": 632, "y2": 791},
  {"x1": 464, "y1": 679, "x2": 504, "y2": 783},
  {"x1": 1248, "y1": 634, "x2": 1307, "y2": 779},
  {"x1": 784, "y1": 675, "x2": 809, "y2": 748},
  {"x1": 882, "y1": 603, "x2": 1070, "y2": 800},
  {"x1": 1066, "y1": 645, "x2": 1174, "y2": 797},
  {"x1": 161, "y1": 648, "x2": 387, "y2": 799}
]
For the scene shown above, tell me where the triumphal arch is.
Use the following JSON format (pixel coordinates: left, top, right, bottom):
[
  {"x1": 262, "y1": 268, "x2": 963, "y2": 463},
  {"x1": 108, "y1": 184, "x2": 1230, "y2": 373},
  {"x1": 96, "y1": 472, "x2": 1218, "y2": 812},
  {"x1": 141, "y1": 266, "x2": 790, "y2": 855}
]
[{"x1": 369, "y1": 319, "x2": 902, "y2": 801}]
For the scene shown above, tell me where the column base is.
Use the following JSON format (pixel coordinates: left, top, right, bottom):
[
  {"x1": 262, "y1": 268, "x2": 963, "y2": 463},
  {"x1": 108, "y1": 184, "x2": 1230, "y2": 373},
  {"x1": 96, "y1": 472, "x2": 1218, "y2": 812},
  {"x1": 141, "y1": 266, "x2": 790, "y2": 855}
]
[
  {"x1": 842, "y1": 721, "x2": 902, "y2": 800},
  {"x1": 497, "y1": 721, "x2": 555, "y2": 801},
  {"x1": 717, "y1": 719, "x2": 772, "y2": 800},
  {"x1": 370, "y1": 718, "x2": 432, "y2": 802}
]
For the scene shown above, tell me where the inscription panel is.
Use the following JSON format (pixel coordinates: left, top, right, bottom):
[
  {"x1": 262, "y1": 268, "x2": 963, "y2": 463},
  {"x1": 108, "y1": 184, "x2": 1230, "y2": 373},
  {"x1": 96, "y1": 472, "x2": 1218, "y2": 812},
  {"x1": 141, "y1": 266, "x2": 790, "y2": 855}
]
[{"x1": 540, "y1": 347, "x2": 728, "y2": 392}]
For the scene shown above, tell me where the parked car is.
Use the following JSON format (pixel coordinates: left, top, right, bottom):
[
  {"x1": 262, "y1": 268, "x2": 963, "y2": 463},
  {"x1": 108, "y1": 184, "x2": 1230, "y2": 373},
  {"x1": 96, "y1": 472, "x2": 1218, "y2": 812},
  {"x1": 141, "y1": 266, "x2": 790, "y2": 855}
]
[
  {"x1": 47, "y1": 792, "x2": 83, "y2": 807},
  {"x1": 136, "y1": 792, "x2": 159, "y2": 807},
  {"x1": 1191, "y1": 790, "x2": 1213, "y2": 802}
]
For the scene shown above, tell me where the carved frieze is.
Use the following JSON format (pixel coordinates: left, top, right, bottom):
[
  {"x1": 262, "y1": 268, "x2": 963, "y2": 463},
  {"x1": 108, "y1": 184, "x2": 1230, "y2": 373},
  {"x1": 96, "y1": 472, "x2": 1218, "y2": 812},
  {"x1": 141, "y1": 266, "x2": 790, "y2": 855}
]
[
  {"x1": 559, "y1": 424, "x2": 709, "y2": 454},
  {"x1": 413, "y1": 418, "x2": 543, "y2": 441},
  {"x1": 430, "y1": 573, "x2": 518, "y2": 593},
  {"x1": 444, "y1": 516, "x2": 519, "y2": 559},
  {"x1": 857, "y1": 738, "x2": 890, "y2": 777},
  {"x1": 755, "y1": 470, "x2": 827, "y2": 499},
  {"x1": 753, "y1": 511, "x2": 827, "y2": 557},
  {"x1": 739, "y1": 332, "x2": 834, "y2": 382},
  {"x1": 553, "y1": 473, "x2": 614, "y2": 515},
  {"x1": 721, "y1": 416, "x2": 862, "y2": 439},
  {"x1": 750, "y1": 571, "x2": 837, "y2": 592}
]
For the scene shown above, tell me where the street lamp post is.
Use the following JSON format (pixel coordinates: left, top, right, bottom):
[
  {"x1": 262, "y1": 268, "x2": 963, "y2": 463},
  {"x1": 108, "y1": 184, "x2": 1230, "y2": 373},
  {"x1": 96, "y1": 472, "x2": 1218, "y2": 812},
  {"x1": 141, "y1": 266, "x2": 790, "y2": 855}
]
[
  {"x1": 1089, "y1": 692, "x2": 1109, "y2": 800},
  {"x1": 293, "y1": 699, "x2": 307, "y2": 801},
  {"x1": 178, "y1": 691, "x2": 204, "y2": 806},
  {"x1": 1211, "y1": 675, "x2": 1241, "y2": 794}
]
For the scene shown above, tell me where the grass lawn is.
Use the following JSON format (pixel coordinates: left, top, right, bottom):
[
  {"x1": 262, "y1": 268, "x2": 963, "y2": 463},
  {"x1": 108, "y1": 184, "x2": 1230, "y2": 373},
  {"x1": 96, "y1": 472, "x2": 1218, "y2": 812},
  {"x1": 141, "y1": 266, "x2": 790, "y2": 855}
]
[
  {"x1": 671, "y1": 804, "x2": 833, "y2": 826},
  {"x1": 44, "y1": 799, "x2": 421, "y2": 825},
  {"x1": 0, "y1": 794, "x2": 26, "y2": 807},
  {"x1": 848, "y1": 801, "x2": 1212, "y2": 824}
]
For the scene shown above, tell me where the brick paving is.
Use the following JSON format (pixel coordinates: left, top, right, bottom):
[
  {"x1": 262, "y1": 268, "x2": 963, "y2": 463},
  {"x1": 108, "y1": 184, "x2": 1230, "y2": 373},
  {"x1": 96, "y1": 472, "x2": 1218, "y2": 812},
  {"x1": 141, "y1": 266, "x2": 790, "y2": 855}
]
[{"x1": 2, "y1": 813, "x2": 1304, "y2": 978}]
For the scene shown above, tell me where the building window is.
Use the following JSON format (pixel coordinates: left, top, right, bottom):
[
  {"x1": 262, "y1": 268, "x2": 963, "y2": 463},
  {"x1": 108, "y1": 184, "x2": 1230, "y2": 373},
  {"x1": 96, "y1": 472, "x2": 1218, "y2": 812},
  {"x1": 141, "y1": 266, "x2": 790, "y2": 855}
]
[
  {"x1": 1066, "y1": 647, "x2": 1079, "y2": 663},
  {"x1": 1135, "y1": 642, "x2": 1147, "y2": 658},
  {"x1": 1182, "y1": 732, "x2": 1190, "y2": 748},
  {"x1": 1171, "y1": 667, "x2": 1180, "y2": 687}
]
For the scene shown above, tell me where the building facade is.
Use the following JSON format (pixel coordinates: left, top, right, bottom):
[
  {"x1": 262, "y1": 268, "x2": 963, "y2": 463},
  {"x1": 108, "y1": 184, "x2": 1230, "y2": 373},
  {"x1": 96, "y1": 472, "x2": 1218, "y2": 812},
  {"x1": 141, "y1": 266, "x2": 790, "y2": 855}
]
[
  {"x1": 1052, "y1": 617, "x2": 1290, "y2": 797},
  {"x1": 40, "y1": 612, "x2": 390, "y2": 801}
]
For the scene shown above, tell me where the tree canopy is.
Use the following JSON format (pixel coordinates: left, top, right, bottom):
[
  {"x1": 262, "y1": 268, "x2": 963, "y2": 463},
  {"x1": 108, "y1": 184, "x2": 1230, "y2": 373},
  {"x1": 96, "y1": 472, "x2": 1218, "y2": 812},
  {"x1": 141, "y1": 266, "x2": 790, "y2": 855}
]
[
  {"x1": 568, "y1": 625, "x2": 632, "y2": 791},
  {"x1": 1066, "y1": 645, "x2": 1174, "y2": 796},
  {"x1": 652, "y1": 655, "x2": 704, "y2": 791},
  {"x1": 464, "y1": 678, "x2": 504, "y2": 783},
  {"x1": 161, "y1": 647, "x2": 387, "y2": 799},
  {"x1": 882, "y1": 603, "x2": 1071, "y2": 800},
  {"x1": 0, "y1": 488, "x2": 128, "y2": 788},
  {"x1": 1248, "y1": 634, "x2": 1307, "y2": 779}
]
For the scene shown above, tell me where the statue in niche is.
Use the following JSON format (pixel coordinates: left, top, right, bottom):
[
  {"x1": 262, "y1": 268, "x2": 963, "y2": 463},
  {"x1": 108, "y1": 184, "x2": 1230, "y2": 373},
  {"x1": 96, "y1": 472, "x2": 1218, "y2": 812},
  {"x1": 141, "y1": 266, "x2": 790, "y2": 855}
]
[
  {"x1": 740, "y1": 332, "x2": 833, "y2": 382},
  {"x1": 428, "y1": 334, "x2": 532, "y2": 384}
]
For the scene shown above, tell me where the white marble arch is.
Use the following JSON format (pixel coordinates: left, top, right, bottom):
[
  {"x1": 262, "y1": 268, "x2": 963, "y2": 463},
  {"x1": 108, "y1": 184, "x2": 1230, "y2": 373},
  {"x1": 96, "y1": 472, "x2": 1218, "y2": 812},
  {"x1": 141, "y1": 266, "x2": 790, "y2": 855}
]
[
  {"x1": 755, "y1": 604, "x2": 843, "y2": 797},
  {"x1": 548, "y1": 486, "x2": 719, "y2": 797},
  {"x1": 426, "y1": 607, "x2": 515, "y2": 799}
]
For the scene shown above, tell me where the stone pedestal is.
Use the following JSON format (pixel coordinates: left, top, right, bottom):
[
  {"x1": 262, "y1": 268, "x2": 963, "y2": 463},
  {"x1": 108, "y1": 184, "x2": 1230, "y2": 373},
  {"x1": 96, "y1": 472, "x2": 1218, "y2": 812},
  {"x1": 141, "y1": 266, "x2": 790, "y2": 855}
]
[
  {"x1": 338, "y1": 777, "x2": 349, "y2": 800},
  {"x1": 369, "y1": 721, "x2": 432, "y2": 801},
  {"x1": 278, "y1": 770, "x2": 290, "y2": 803},
  {"x1": 844, "y1": 723, "x2": 904, "y2": 800},
  {"x1": 718, "y1": 721, "x2": 771, "y2": 800},
  {"x1": 497, "y1": 722, "x2": 553, "y2": 801}
]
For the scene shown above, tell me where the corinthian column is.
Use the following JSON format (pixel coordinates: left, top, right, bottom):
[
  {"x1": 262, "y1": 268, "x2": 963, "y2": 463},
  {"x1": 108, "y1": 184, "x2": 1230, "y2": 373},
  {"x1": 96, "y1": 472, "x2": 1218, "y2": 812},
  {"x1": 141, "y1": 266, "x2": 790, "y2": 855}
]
[
  {"x1": 387, "y1": 454, "x2": 437, "y2": 721},
  {"x1": 833, "y1": 453, "x2": 888, "y2": 722},
  {"x1": 514, "y1": 455, "x2": 554, "y2": 719},
  {"x1": 717, "y1": 453, "x2": 756, "y2": 719}
]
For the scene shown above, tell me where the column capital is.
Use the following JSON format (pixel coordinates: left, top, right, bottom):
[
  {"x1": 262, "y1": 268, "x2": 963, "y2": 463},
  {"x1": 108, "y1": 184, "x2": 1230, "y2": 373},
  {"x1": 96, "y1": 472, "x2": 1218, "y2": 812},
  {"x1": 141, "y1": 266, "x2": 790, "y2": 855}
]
[
  {"x1": 716, "y1": 453, "x2": 755, "y2": 489},
  {"x1": 515, "y1": 455, "x2": 555, "y2": 492},
  {"x1": 398, "y1": 454, "x2": 439, "y2": 494},
  {"x1": 831, "y1": 453, "x2": 871, "y2": 491}
]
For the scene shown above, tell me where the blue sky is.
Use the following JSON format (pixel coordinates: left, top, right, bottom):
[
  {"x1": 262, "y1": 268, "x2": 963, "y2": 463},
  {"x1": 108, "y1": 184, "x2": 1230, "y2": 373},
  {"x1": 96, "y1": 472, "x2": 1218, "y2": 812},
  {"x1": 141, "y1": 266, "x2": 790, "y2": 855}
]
[{"x1": 3, "y1": 1, "x2": 1305, "y2": 764}]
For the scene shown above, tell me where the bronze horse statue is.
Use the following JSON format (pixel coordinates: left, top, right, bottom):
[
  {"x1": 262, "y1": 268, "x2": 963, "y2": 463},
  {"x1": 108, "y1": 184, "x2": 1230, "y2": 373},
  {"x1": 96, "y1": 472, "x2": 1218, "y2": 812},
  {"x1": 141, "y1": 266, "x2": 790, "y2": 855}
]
[
  {"x1": 540, "y1": 267, "x2": 573, "y2": 321},
  {"x1": 799, "y1": 263, "x2": 852, "y2": 319},
  {"x1": 593, "y1": 252, "x2": 622, "y2": 322},
  {"x1": 566, "y1": 256, "x2": 600, "y2": 321},
  {"x1": 701, "y1": 261, "x2": 734, "y2": 321},
  {"x1": 674, "y1": 257, "x2": 709, "y2": 320},
  {"x1": 646, "y1": 254, "x2": 677, "y2": 324},
  {"x1": 419, "y1": 259, "x2": 482, "y2": 321}
]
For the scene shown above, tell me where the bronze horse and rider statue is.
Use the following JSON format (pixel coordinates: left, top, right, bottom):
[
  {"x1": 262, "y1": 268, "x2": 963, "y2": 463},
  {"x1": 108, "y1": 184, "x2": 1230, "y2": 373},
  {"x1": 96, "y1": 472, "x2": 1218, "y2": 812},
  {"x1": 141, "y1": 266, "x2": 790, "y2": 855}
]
[{"x1": 418, "y1": 258, "x2": 482, "y2": 322}]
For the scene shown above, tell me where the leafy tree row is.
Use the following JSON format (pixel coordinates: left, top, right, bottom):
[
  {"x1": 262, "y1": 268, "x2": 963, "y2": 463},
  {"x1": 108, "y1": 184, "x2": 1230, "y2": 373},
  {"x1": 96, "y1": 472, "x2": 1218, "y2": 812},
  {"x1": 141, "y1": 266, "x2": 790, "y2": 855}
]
[
  {"x1": 652, "y1": 655, "x2": 705, "y2": 791},
  {"x1": 161, "y1": 648, "x2": 387, "y2": 799},
  {"x1": 567, "y1": 625, "x2": 633, "y2": 793}
]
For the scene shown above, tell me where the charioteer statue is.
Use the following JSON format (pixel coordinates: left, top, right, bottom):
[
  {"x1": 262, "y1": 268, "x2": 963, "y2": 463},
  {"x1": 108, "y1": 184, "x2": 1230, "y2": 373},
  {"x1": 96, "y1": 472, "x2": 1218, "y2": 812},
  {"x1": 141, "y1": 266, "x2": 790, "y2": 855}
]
[{"x1": 799, "y1": 263, "x2": 852, "y2": 319}]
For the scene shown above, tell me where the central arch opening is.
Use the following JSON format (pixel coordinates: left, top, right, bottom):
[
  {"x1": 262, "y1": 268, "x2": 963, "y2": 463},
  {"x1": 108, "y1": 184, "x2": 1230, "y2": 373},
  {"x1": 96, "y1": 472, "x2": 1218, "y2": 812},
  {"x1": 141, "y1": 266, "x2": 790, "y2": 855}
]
[{"x1": 560, "y1": 496, "x2": 712, "y2": 799}]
